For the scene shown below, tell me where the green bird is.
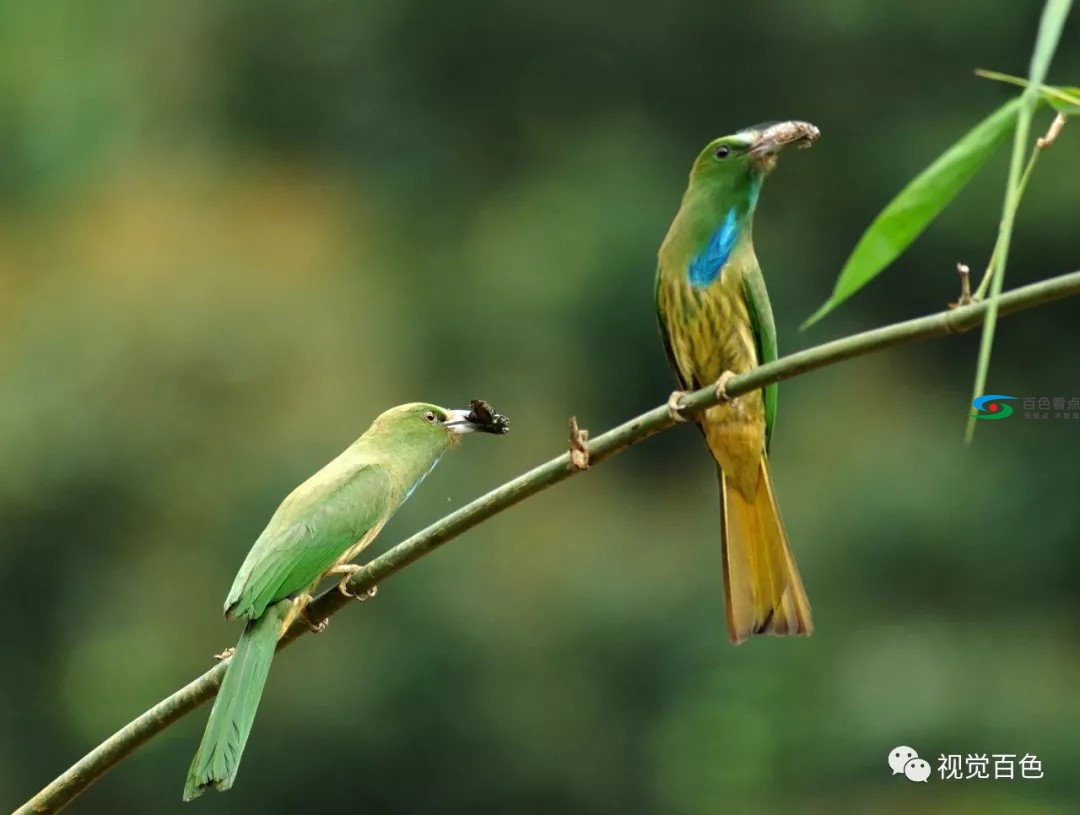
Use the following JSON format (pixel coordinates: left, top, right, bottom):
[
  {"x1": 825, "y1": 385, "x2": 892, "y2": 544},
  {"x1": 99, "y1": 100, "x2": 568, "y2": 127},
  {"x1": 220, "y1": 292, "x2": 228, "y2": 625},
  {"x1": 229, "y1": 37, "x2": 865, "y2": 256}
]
[
  {"x1": 655, "y1": 121, "x2": 819, "y2": 644},
  {"x1": 183, "y1": 401, "x2": 508, "y2": 800}
]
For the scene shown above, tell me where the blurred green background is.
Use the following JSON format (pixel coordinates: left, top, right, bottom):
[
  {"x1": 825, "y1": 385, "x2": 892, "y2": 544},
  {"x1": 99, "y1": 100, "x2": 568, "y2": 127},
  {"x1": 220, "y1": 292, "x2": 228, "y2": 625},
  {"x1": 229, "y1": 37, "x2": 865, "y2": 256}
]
[{"x1": 3, "y1": 2, "x2": 1080, "y2": 813}]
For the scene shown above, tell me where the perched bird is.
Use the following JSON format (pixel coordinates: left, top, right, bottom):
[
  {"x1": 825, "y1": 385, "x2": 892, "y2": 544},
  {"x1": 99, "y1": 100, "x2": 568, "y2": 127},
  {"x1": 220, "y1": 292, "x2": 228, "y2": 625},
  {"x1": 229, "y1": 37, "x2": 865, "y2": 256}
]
[
  {"x1": 655, "y1": 121, "x2": 819, "y2": 644},
  {"x1": 183, "y1": 402, "x2": 507, "y2": 800}
]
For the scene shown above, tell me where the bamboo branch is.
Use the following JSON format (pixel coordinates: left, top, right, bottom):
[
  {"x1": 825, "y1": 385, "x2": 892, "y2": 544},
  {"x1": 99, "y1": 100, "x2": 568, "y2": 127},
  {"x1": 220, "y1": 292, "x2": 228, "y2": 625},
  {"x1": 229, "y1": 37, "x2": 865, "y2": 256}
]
[{"x1": 15, "y1": 268, "x2": 1080, "y2": 815}]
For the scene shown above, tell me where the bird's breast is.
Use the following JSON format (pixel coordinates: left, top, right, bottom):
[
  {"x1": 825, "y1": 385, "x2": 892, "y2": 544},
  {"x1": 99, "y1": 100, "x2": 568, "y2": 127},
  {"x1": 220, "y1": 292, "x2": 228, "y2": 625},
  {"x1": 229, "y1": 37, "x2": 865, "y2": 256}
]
[{"x1": 658, "y1": 263, "x2": 759, "y2": 388}]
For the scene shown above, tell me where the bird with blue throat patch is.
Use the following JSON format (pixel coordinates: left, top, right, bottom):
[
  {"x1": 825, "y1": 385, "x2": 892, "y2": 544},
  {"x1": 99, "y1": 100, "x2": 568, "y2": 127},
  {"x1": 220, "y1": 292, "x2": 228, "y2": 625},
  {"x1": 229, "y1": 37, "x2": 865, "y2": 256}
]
[{"x1": 655, "y1": 121, "x2": 819, "y2": 644}]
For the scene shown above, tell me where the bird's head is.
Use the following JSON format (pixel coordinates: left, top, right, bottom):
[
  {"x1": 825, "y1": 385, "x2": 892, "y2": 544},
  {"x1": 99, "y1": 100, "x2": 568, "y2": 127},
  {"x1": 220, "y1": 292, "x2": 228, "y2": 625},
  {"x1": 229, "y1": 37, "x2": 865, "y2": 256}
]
[
  {"x1": 371, "y1": 401, "x2": 510, "y2": 448},
  {"x1": 688, "y1": 120, "x2": 820, "y2": 206}
]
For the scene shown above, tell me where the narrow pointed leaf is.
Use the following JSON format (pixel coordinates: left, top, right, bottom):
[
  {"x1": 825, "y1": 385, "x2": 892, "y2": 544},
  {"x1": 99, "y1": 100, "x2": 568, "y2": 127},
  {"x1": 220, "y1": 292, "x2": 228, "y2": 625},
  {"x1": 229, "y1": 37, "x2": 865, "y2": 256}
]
[
  {"x1": 975, "y1": 69, "x2": 1080, "y2": 113},
  {"x1": 803, "y1": 98, "x2": 1022, "y2": 327},
  {"x1": 1028, "y1": 0, "x2": 1073, "y2": 89}
]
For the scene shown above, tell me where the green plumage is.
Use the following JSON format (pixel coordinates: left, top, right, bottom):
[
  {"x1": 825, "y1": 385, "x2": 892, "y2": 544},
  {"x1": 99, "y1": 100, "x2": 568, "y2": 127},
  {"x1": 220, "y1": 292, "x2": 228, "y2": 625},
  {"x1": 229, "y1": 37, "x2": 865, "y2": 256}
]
[
  {"x1": 654, "y1": 122, "x2": 818, "y2": 643},
  {"x1": 224, "y1": 464, "x2": 392, "y2": 622},
  {"x1": 742, "y1": 262, "x2": 779, "y2": 450},
  {"x1": 183, "y1": 402, "x2": 498, "y2": 800},
  {"x1": 183, "y1": 601, "x2": 287, "y2": 799}
]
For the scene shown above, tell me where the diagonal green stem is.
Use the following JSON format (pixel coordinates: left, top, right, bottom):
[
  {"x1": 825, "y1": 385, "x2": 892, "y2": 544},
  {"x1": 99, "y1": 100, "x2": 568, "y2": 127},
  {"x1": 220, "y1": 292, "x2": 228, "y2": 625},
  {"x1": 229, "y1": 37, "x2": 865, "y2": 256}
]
[
  {"x1": 966, "y1": 104, "x2": 1036, "y2": 443},
  {"x1": 13, "y1": 268, "x2": 1080, "y2": 815},
  {"x1": 972, "y1": 145, "x2": 1043, "y2": 301}
]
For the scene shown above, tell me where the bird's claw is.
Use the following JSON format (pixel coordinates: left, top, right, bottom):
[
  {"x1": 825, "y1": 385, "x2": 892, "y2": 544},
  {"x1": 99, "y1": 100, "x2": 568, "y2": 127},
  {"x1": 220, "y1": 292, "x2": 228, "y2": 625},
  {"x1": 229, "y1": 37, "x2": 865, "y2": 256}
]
[
  {"x1": 713, "y1": 371, "x2": 736, "y2": 402},
  {"x1": 667, "y1": 391, "x2": 691, "y2": 423},
  {"x1": 213, "y1": 646, "x2": 236, "y2": 662},
  {"x1": 298, "y1": 603, "x2": 329, "y2": 634},
  {"x1": 339, "y1": 581, "x2": 378, "y2": 602}
]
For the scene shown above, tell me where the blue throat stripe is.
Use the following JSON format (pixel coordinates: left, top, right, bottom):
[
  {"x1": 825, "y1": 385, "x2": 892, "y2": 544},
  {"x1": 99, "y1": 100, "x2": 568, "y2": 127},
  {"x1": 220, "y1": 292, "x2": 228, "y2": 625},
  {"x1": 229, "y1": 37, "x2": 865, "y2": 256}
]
[
  {"x1": 403, "y1": 455, "x2": 442, "y2": 503},
  {"x1": 687, "y1": 207, "x2": 738, "y2": 287}
]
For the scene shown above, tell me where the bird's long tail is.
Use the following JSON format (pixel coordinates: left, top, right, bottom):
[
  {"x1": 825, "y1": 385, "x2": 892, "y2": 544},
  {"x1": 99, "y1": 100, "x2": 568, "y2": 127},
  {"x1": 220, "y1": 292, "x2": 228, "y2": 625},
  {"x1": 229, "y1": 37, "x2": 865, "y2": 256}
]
[
  {"x1": 719, "y1": 456, "x2": 812, "y2": 644},
  {"x1": 183, "y1": 599, "x2": 289, "y2": 801}
]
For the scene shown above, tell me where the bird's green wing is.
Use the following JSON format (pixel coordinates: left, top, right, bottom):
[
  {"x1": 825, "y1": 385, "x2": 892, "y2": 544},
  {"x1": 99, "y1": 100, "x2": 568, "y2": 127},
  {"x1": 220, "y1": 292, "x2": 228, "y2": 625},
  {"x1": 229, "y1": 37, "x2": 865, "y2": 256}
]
[
  {"x1": 742, "y1": 264, "x2": 778, "y2": 450},
  {"x1": 224, "y1": 463, "x2": 392, "y2": 620}
]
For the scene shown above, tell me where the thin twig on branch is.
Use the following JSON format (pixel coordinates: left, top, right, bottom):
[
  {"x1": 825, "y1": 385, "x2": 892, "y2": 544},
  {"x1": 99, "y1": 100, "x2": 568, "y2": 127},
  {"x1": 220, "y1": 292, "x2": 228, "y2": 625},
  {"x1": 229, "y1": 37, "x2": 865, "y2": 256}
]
[{"x1": 14, "y1": 268, "x2": 1080, "y2": 815}]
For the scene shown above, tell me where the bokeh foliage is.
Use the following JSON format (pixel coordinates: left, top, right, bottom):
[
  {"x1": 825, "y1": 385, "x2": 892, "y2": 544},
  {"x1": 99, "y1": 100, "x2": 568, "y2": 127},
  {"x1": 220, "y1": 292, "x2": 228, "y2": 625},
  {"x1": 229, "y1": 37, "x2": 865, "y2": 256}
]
[{"x1": 2, "y1": 2, "x2": 1079, "y2": 813}]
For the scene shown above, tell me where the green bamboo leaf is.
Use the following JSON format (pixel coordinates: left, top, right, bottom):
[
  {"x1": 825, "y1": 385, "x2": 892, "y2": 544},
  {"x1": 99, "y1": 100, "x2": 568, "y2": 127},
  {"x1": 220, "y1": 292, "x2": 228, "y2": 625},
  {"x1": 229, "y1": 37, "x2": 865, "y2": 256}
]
[
  {"x1": 1048, "y1": 96, "x2": 1080, "y2": 114},
  {"x1": 975, "y1": 69, "x2": 1080, "y2": 113},
  {"x1": 1029, "y1": 0, "x2": 1072, "y2": 89},
  {"x1": 803, "y1": 98, "x2": 1022, "y2": 328}
]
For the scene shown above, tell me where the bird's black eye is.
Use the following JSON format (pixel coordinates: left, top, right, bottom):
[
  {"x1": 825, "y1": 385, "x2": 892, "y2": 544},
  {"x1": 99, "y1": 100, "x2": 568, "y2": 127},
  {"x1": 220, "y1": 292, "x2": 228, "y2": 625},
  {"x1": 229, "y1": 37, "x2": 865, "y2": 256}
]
[
  {"x1": 423, "y1": 410, "x2": 437, "y2": 424},
  {"x1": 715, "y1": 145, "x2": 731, "y2": 159}
]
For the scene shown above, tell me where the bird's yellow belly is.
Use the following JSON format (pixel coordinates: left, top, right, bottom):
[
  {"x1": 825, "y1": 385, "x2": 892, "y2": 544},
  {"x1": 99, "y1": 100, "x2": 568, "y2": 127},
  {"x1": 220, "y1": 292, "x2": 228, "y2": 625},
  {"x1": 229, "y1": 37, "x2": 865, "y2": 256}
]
[{"x1": 660, "y1": 271, "x2": 766, "y2": 495}]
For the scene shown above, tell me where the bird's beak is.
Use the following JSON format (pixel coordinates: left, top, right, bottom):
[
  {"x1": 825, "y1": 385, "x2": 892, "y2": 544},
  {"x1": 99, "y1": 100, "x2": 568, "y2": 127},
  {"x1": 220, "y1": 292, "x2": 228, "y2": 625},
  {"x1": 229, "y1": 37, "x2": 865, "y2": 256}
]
[
  {"x1": 441, "y1": 409, "x2": 507, "y2": 435},
  {"x1": 747, "y1": 121, "x2": 820, "y2": 162}
]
